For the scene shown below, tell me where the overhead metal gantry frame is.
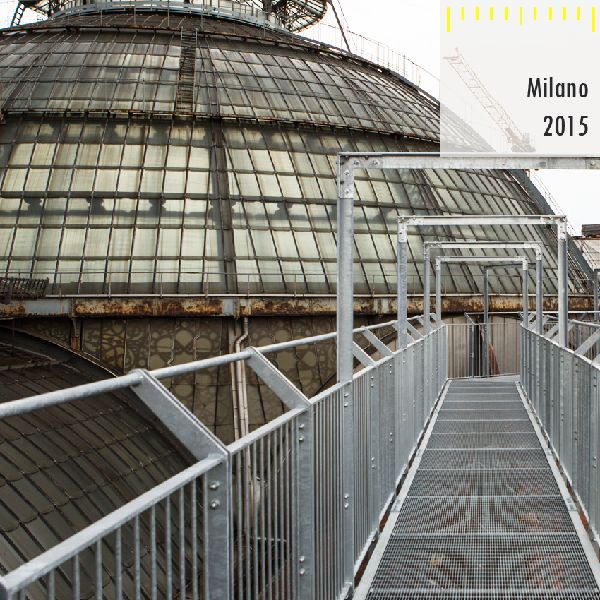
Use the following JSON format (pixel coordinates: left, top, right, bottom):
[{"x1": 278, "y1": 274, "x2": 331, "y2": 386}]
[
  {"x1": 331, "y1": 153, "x2": 600, "y2": 593},
  {"x1": 398, "y1": 215, "x2": 566, "y2": 353},
  {"x1": 422, "y1": 240, "x2": 545, "y2": 334},
  {"x1": 335, "y1": 153, "x2": 600, "y2": 385},
  {"x1": 435, "y1": 255, "x2": 530, "y2": 323}
]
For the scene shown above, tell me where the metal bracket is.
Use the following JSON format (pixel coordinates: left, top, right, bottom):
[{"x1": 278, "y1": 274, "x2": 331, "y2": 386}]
[
  {"x1": 352, "y1": 342, "x2": 376, "y2": 367},
  {"x1": 545, "y1": 323, "x2": 560, "y2": 340},
  {"x1": 246, "y1": 348, "x2": 310, "y2": 409},
  {"x1": 575, "y1": 330, "x2": 600, "y2": 357},
  {"x1": 406, "y1": 321, "x2": 423, "y2": 340},
  {"x1": 129, "y1": 369, "x2": 228, "y2": 461},
  {"x1": 362, "y1": 329, "x2": 393, "y2": 357}
]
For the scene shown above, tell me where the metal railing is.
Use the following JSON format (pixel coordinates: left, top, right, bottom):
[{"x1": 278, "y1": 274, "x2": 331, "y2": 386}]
[
  {"x1": 301, "y1": 22, "x2": 439, "y2": 96},
  {"x1": 521, "y1": 322, "x2": 600, "y2": 546},
  {"x1": 0, "y1": 317, "x2": 447, "y2": 600}
]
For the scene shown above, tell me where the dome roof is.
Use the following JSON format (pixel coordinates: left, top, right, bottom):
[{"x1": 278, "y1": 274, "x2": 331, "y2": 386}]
[
  {"x1": 1, "y1": 12, "x2": 439, "y2": 141},
  {"x1": 0, "y1": 11, "x2": 591, "y2": 298},
  {"x1": 0, "y1": 330, "x2": 193, "y2": 588}
]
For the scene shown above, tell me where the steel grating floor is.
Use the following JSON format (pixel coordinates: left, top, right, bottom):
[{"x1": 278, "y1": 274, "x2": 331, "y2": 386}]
[{"x1": 360, "y1": 378, "x2": 600, "y2": 600}]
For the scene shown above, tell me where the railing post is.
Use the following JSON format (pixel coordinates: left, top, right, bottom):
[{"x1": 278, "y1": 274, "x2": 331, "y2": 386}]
[
  {"x1": 341, "y1": 379, "x2": 355, "y2": 592},
  {"x1": 536, "y1": 252, "x2": 544, "y2": 335},
  {"x1": 397, "y1": 220, "x2": 408, "y2": 350},
  {"x1": 535, "y1": 332, "x2": 541, "y2": 411},
  {"x1": 594, "y1": 269, "x2": 599, "y2": 322},
  {"x1": 369, "y1": 364, "x2": 382, "y2": 512},
  {"x1": 572, "y1": 356, "x2": 579, "y2": 486},
  {"x1": 397, "y1": 343, "x2": 410, "y2": 471},
  {"x1": 592, "y1": 368, "x2": 600, "y2": 538},
  {"x1": 557, "y1": 219, "x2": 569, "y2": 347},
  {"x1": 435, "y1": 259, "x2": 442, "y2": 326},
  {"x1": 337, "y1": 156, "x2": 356, "y2": 593},
  {"x1": 521, "y1": 259, "x2": 529, "y2": 330},
  {"x1": 484, "y1": 270, "x2": 490, "y2": 377},
  {"x1": 336, "y1": 155, "x2": 355, "y2": 384},
  {"x1": 560, "y1": 351, "x2": 568, "y2": 466},
  {"x1": 296, "y1": 406, "x2": 316, "y2": 600},
  {"x1": 423, "y1": 247, "x2": 431, "y2": 334},
  {"x1": 204, "y1": 459, "x2": 233, "y2": 598}
]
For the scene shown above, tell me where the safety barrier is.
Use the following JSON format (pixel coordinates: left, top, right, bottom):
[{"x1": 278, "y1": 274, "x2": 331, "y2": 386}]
[
  {"x1": 521, "y1": 323, "x2": 600, "y2": 546},
  {"x1": 0, "y1": 320, "x2": 447, "y2": 600}
]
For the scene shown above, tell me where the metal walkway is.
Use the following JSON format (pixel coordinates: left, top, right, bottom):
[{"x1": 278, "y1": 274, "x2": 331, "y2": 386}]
[{"x1": 357, "y1": 378, "x2": 600, "y2": 599}]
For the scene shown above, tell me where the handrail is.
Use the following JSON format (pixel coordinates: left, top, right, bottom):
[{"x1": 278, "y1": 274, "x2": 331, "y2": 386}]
[
  {"x1": 0, "y1": 371, "x2": 145, "y2": 419},
  {"x1": 0, "y1": 455, "x2": 224, "y2": 595},
  {"x1": 0, "y1": 317, "x2": 448, "y2": 600},
  {"x1": 0, "y1": 317, "x2": 414, "y2": 418},
  {"x1": 521, "y1": 324, "x2": 600, "y2": 548}
]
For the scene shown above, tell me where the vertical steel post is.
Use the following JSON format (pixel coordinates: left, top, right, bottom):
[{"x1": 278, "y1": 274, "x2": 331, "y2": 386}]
[
  {"x1": 296, "y1": 408, "x2": 315, "y2": 600},
  {"x1": 336, "y1": 156, "x2": 355, "y2": 594},
  {"x1": 337, "y1": 157, "x2": 355, "y2": 383},
  {"x1": 592, "y1": 368, "x2": 600, "y2": 533},
  {"x1": 557, "y1": 220, "x2": 569, "y2": 347},
  {"x1": 594, "y1": 269, "x2": 599, "y2": 322},
  {"x1": 536, "y1": 252, "x2": 544, "y2": 335},
  {"x1": 435, "y1": 259, "x2": 442, "y2": 325},
  {"x1": 397, "y1": 220, "x2": 408, "y2": 349},
  {"x1": 423, "y1": 247, "x2": 431, "y2": 334},
  {"x1": 522, "y1": 259, "x2": 529, "y2": 328},
  {"x1": 131, "y1": 371, "x2": 233, "y2": 599},
  {"x1": 483, "y1": 269, "x2": 489, "y2": 377}
]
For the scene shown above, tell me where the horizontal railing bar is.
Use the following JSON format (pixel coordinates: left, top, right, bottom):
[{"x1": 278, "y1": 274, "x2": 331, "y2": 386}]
[
  {"x1": 0, "y1": 454, "x2": 224, "y2": 594},
  {"x1": 257, "y1": 319, "x2": 400, "y2": 354},
  {"x1": 0, "y1": 371, "x2": 145, "y2": 420},
  {"x1": 0, "y1": 318, "x2": 417, "y2": 419},
  {"x1": 151, "y1": 349, "x2": 254, "y2": 379},
  {"x1": 153, "y1": 319, "x2": 409, "y2": 379}
]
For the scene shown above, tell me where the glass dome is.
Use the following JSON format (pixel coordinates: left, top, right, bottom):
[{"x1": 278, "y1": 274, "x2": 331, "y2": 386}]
[{"x1": 0, "y1": 10, "x2": 590, "y2": 300}]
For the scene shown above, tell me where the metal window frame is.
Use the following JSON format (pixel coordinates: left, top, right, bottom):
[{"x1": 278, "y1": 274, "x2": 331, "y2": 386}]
[
  {"x1": 336, "y1": 152, "x2": 600, "y2": 385},
  {"x1": 422, "y1": 241, "x2": 544, "y2": 334}
]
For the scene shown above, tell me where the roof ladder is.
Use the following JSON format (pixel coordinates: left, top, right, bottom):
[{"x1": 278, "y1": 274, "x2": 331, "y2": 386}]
[
  {"x1": 175, "y1": 29, "x2": 197, "y2": 114},
  {"x1": 445, "y1": 49, "x2": 534, "y2": 151},
  {"x1": 10, "y1": 2, "x2": 26, "y2": 27}
]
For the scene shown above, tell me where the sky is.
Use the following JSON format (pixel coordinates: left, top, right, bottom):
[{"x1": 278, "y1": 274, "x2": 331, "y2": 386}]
[{"x1": 0, "y1": 0, "x2": 598, "y2": 233}]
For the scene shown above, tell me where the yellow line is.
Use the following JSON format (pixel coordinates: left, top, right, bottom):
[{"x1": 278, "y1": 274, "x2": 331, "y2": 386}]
[
  {"x1": 533, "y1": 6, "x2": 537, "y2": 20},
  {"x1": 548, "y1": 6, "x2": 553, "y2": 20},
  {"x1": 593, "y1": 6, "x2": 596, "y2": 31},
  {"x1": 490, "y1": 6, "x2": 494, "y2": 19},
  {"x1": 520, "y1": 5, "x2": 523, "y2": 24},
  {"x1": 577, "y1": 5, "x2": 581, "y2": 20},
  {"x1": 475, "y1": 5, "x2": 480, "y2": 20},
  {"x1": 563, "y1": 6, "x2": 567, "y2": 19},
  {"x1": 447, "y1": 5, "x2": 451, "y2": 31},
  {"x1": 505, "y1": 6, "x2": 509, "y2": 20},
  {"x1": 461, "y1": 5, "x2": 465, "y2": 19}
]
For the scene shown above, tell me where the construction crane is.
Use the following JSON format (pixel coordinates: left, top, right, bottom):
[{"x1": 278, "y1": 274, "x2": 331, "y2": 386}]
[
  {"x1": 445, "y1": 48, "x2": 535, "y2": 152},
  {"x1": 9, "y1": 0, "x2": 57, "y2": 27}
]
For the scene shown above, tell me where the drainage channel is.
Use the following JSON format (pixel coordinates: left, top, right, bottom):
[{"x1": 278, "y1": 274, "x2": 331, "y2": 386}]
[{"x1": 355, "y1": 377, "x2": 600, "y2": 599}]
